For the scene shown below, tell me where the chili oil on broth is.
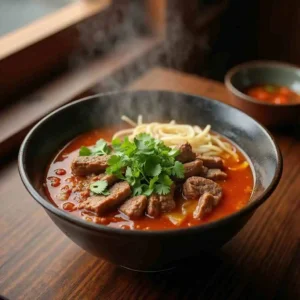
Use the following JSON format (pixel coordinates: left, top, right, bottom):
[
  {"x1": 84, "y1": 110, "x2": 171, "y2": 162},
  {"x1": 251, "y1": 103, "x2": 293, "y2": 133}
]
[{"x1": 44, "y1": 126, "x2": 254, "y2": 230}]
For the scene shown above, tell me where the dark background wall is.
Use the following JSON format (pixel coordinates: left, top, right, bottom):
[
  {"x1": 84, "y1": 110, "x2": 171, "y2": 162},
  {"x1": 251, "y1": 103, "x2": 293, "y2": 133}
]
[
  {"x1": 207, "y1": 0, "x2": 259, "y2": 80},
  {"x1": 206, "y1": 0, "x2": 300, "y2": 81}
]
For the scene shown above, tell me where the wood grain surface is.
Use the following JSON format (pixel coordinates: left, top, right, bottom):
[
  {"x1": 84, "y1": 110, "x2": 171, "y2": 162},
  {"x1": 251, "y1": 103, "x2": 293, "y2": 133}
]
[{"x1": 0, "y1": 67, "x2": 299, "y2": 300}]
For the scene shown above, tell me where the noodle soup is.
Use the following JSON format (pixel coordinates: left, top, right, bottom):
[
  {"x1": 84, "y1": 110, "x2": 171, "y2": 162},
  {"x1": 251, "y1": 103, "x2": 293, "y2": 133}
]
[
  {"x1": 44, "y1": 118, "x2": 253, "y2": 230},
  {"x1": 114, "y1": 116, "x2": 238, "y2": 159}
]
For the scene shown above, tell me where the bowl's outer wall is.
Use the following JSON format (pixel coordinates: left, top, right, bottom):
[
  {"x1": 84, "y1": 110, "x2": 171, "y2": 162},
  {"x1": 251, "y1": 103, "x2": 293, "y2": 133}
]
[
  {"x1": 47, "y1": 209, "x2": 253, "y2": 270},
  {"x1": 21, "y1": 91, "x2": 280, "y2": 270},
  {"x1": 228, "y1": 66, "x2": 300, "y2": 126},
  {"x1": 229, "y1": 94, "x2": 300, "y2": 126}
]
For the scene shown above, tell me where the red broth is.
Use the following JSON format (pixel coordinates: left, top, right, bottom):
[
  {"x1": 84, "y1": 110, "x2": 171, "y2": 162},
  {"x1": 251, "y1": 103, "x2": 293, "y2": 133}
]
[
  {"x1": 44, "y1": 127, "x2": 254, "y2": 230},
  {"x1": 245, "y1": 84, "x2": 300, "y2": 104}
]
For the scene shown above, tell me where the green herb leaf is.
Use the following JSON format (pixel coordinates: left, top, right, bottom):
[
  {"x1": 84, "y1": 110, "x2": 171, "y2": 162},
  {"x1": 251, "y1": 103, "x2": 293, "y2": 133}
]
[
  {"x1": 79, "y1": 146, "x2": 92, "y2": 156},
  {"x1": 112, "y1": 138, "x2": 121, "y2": 149},
  {"x1": 149, "y1": 176, "x2": 159, "y2": 189},
  {"x1": 155, "y1": 184, "x2": 170, "y2": 195},
  {"x1": 108, "y1": 155, "x2": 121, "y2": 165},
  {"x1": 79, "y1": 139, "x2": 111, "y2": 156},
  {"x1": 143, "y1": 188, "x2": 154, "y2": 196},
  {"x1": 144, "y1": 161, "x2": 162, "y2": 177},
  {"x1": 101, "y1": 190, "x2": 110, "y2": 196},
  {"x1": 103, "y1": 133, "x2": 184, "y2": 196},
  {"x1": 90, "y1": 180, "x2": 109, "y2": 195},
  {"x1": 133, "y1": 185, "x2": 143, "y2": 196},
  {"x1": 160, "y1": 174, "x2": 173, "y2": 186},
  {"x1": 106, "y1": 155, "x2": 125, "y2": 178},
  {"x1": 91, "y1": 139, "x2": 111, "y2": 156},
  {"x1": 121, "y1": 137, "x2": 136, "y2": 156},
  {"x1": 125, "y1": 166, "x2": 133, "y2": 177},
  {"x1": 172, "y1": 161, "x2": 184, "y2": 178},
  {"x1": 168, "y1": 148, "x2": 180, "y2": 157}
]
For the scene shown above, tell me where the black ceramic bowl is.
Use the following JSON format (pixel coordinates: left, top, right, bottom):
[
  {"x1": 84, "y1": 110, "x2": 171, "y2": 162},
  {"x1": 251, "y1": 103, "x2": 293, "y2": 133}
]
[{"x1": 19, "y1": 91, "x2": 282, "y2": 272}]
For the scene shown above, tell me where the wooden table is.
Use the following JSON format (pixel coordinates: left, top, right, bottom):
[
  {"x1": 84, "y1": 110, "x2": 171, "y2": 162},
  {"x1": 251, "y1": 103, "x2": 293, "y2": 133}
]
[{"x1": 1, "y1": 67, "x2": 299, "y2": 300}]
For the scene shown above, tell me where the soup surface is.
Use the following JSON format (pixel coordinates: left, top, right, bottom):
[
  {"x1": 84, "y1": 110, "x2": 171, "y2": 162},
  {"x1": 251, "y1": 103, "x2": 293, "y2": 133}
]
[
  {"x1": 44, "y1": 126, "x2": 253, "y2": 230},
  {"x1": 245, "y1": 84, "x2": 300, "y2": 104}
]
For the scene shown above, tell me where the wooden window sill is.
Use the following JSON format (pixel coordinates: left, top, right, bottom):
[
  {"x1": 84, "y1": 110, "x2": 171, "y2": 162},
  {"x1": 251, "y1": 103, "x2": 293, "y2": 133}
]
[{"x1": 0, "y1": 0, "x2": 111, "y2": 61}]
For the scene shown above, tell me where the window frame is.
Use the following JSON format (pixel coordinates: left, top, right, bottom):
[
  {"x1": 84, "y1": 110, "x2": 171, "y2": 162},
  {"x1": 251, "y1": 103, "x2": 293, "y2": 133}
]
[{"x1": 0, "y1": 0, "x2": 112, "y2": 60}]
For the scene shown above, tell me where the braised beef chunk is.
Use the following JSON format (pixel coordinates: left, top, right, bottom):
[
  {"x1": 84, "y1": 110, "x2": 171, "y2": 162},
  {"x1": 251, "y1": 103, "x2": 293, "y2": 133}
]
[
  {"x1": 79, "y1": 181, "x2": 131, "y2": 215},
  {"x1": 197, "y1": 155, "x2": 224, "y2": 169},
  {"x1": 72, "y1": 155, "x2": 110, "y2": 176},
  {"x1": 183, "y1": 176, "x2": 222, "y2": 205},
  {"x1": 78, "y1": 195, "x2": 104, "y2": 213},
  {"x1": 102, "y1": 174, "x2": 119, "y2": 186},
  {"x1": 92, "y1": 173, "x2": 118, "y2": 186},
  {"x1": 159, "y1": 186, "x2": 176, "y2": 213},
  {"x1": 199, "y1": 166, "x2": 208, "y2": 177},
  {"x1": 193, "y1": 192, "x2": 215, "y2": 219},
  {"x1": 183, "y1": 160, "x2": 205, "y2": 178},
  {"x1": 147, "y1": 185, "x2": 176, "y2": 217},
  {"x1": 205, "y1": 169, "x2": 227, "y2": 181},
  {"x1": 120, "y1": 195, "x2": 148, "y2": 219},
  {"x1": 147, "y1": 194, "x2": 160, "y2": 217},
  {"x1": 176, "y1": 143, "x2": 196, "y2": 163}
]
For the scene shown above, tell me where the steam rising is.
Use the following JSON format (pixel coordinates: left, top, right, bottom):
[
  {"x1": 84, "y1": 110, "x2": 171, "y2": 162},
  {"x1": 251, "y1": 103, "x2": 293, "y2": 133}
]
[{"x1": 69, "y1": 1, "x2": 196, "y2": 95}]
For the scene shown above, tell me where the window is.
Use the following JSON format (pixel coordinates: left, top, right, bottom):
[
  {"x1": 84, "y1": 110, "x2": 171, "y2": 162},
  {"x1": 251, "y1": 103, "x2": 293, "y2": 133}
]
[
  {"x1": 0, "y1": 0, "x2": 111, "y2": 60},
  {"x1": 0, "y1": 0, "x2": 74, "y2": 37}
]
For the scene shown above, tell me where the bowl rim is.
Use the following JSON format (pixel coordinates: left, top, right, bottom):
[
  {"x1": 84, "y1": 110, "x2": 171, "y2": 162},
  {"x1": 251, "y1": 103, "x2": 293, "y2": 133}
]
[
  {"x1": 18, "y1": 90, "x2": 283, "y2": 237},
  {"x1": 225, "y1": 60, "x2": 300, "y2": 107}
]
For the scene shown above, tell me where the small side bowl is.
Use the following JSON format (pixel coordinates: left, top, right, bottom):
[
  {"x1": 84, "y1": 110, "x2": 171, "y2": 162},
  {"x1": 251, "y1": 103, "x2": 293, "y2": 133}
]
[{"x1": 225, "y1": 61, "x2": 300, "y2": 127}]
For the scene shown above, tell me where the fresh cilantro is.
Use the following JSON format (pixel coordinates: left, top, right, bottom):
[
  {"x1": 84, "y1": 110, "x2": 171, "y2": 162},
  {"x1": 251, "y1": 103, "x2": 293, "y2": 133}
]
[
  {"x1": 79, "y1": 146, "x2": 92, "y2": 156},
  {"x1": 111, "y1": 137, "x2": 122, "y2": 149},
  {"x1": 125, "y1": 166, "x2": 133, "y2": 177},
  {"x1": 79, "y1": 139, "x2": 111, "y2": 156},
  {"x1": 160, "y1": 174, "x2": 173, "y2": 186},
  {"x1": 144, "y1": 160, "x2": 162, "y2": 177},
  {"x1": 155, "y1": 184, "x2": 170, "y2": 195},
  {"x1": 81, "y1": 133, "x2": 185, "y2": 196},
  {"x1": 168, "y1": 148, "x2": 180, "y2": 157},
  {"x1": 172, "y1": 161, "x2": 185, "y2": 178},
  {"x1": 120, "y1": 137, "x2": 137, "y2": 156},
  {"x1": 149, "y1": 176, "x2": 159, "y2": 189},
  {"x1": 90, "y1": 180, "x2": 110, "y2": 196},
  {"x1": 105, "y1": 133, "x2": 184, "y2": 196},
  {"x1": 132, "y1": 185, "x2": 143, "y2": 196},
  {"x1": 106, "y1": 155, "x2": 126, "y2": 179},
  {"x1": 92, "y1": 139, "x2": 111, "y2": 155}
]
